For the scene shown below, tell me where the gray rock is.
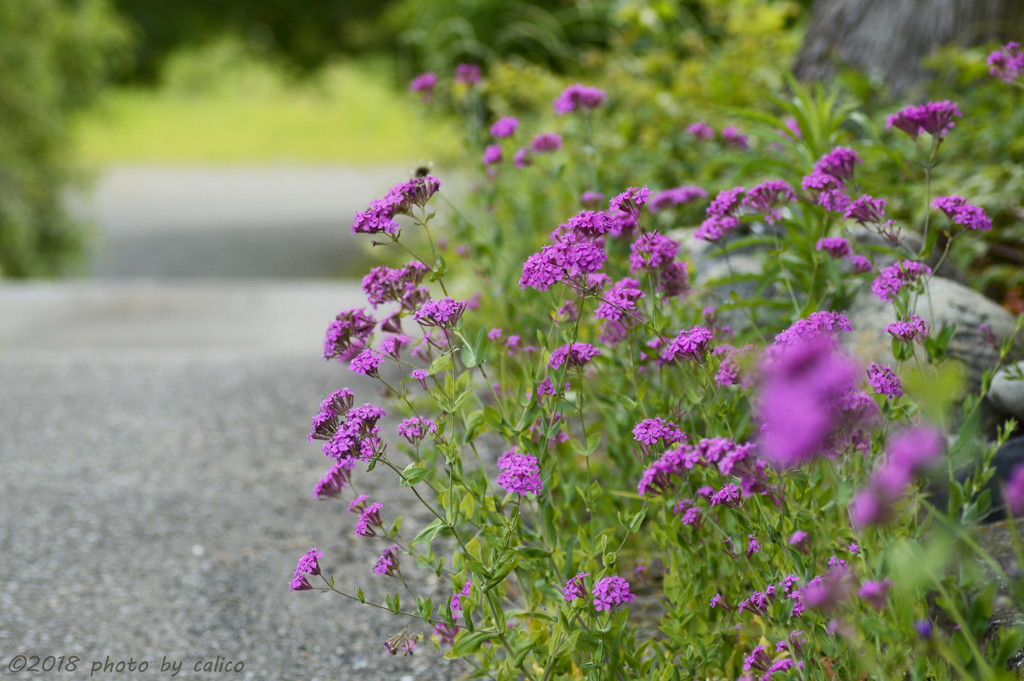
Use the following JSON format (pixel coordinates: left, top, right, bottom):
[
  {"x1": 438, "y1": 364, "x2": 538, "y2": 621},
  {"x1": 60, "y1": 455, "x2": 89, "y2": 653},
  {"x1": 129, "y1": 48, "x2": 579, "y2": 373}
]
[
  {"x1": 847, "y1": 226, "x2": 967, "y2": 285},
  {"x1": 844, "y1": 276, "x2": 1024, "y2": 397},
  {"x1": 990, "y1": 362, "x2": 1024, "y2": 422}
]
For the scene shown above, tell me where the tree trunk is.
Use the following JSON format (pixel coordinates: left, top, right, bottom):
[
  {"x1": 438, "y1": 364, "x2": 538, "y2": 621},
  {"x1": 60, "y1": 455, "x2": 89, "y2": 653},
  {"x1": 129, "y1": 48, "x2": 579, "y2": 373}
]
[{"x1": 793, "y1": 0, "x2": 1024, "y2": 95}]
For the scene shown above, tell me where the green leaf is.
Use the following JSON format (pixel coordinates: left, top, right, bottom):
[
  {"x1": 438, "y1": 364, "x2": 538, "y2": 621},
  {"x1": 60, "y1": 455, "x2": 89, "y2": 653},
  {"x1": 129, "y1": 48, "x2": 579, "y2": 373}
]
[
  {"x1": 482, "y1": 558, "x2": 519, "y2": 592},
  {"x1": 401, "y1": 463, "x2": 431, "y2": 487},
  {"x1": 451, "y1": 390, "x2": 473, "y2": 412},
  {"x1": 450, "y1": 631, "x2": 496, "y2": 658},
  {"x1": 412, "y1": 518, "x2": 448, "y2": 546},
  {"x1": 417, "y1": 595, "x2": 433, "y2": 621},
  {"x1": 429, "y1": 353, "x2": 453, "y2": 374},
  {"x1": 357, "y1": 588, "x2": 365, "y2": 604},
  {"x1": 460, "y1": 342, "x2": 477, "y2": 368},
  {"x1": 514, "y1": 545, "x2": 551, "y2": 560}
]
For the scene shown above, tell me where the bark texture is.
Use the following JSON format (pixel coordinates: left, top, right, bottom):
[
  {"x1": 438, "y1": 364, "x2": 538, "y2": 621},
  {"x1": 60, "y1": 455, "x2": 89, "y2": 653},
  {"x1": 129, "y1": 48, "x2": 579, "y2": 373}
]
[{"x1": 793, "y1": 0, "x2": 1024, "y2": 95}]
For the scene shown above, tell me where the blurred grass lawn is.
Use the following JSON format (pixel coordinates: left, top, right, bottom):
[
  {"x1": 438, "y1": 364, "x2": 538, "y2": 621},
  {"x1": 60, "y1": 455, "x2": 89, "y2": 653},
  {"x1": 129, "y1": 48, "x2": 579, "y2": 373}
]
[{"x1": 73, "y1": 43, "x2": 457, "y2": 165}]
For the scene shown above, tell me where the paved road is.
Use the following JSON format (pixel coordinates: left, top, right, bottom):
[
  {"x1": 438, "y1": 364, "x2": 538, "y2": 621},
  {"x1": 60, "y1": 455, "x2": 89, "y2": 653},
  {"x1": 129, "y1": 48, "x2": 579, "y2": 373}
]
[
  {"x1": 0, "y1": 282, "x2": 460, "y2": 680},
  {"x1": 71, "y1": 165, "x2": 412, "y2": 278}
]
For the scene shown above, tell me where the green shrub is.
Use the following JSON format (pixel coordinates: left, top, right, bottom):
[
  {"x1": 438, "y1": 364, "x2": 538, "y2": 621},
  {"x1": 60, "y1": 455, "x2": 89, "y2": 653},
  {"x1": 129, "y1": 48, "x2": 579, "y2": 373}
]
[{"x1": 0, "y1": 0, "x2": 131, "y2": 277}]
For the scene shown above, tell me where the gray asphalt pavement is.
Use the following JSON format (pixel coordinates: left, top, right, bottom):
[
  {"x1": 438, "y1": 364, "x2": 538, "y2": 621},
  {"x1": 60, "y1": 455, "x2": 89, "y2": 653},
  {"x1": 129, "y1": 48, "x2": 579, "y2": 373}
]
[
  {"x1": 72, "y1": 165, "x2": 411, "y2": 278},
  {"x1": 1, "y1": 157, "x2": 466, "y2": 681},
  {"x1": 0, "y1": 282, "x2": 455, "y2": 680}
]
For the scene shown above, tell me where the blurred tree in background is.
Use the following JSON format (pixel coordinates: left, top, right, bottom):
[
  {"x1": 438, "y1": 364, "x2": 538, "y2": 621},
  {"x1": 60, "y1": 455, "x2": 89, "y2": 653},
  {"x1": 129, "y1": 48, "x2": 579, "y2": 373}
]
[{"x1": 0, "y1": 0, "x2": 132, "y2": 277}]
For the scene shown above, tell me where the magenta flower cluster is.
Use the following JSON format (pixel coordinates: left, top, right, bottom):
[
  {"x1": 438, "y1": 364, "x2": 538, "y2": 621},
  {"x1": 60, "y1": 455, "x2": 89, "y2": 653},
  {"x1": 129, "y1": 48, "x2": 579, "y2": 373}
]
[
  {"x1": 661, "y1": 326, "x2": 714, "y2": 363},
  {"x1": 886, "y1": 101, "x2": 962, "y2": 139},
  {"x1": 549, "y1": 342, "x2": 600, "y2": 369},
  {"x1": 496, "y1": 450, "x2": 543, "y2": 495},
  {"x1": 989, "y1": 42, "x2": 1024, "y2": 82},
  {"x1": 867, "y1": 363, "x2": 903, "y2": 399},
  {"x1": 553, "y1": 84, "x2": 606, "y2": 114},
  {"x1": 648, "y1": 185, "x2": 707, "y2": 212},
  {"x1": 352, "y1": 175, "x2": 442, "y2": 235},
  {"x1": 871, "y1": 260, "x2": 931, "y2": 302},
  {"x1": 290, "y1": 547, "x2": 322, "y2": 591},
  {"x1": 742, "y1": 179, "x2": 795, "y2": 224},
  {"x1": 849, "y1": 427, "x2": 944, "y2": 527},
  {"x1": 397, "y1": 416, "x2": 437, "y2": 444},
  {"x1": 591, "y1": 576, "x2": 636, "y2": 611},
  {"x1": 932, "y1": 195, "x2": 992, "y2": 232},
  {"x1": 413, "y1": 297, "x2": 467, "y2": 328}
]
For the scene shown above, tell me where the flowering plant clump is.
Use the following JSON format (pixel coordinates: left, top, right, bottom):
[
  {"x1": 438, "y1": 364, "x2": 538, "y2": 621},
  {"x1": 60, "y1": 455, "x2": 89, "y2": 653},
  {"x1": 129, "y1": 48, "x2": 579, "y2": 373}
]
[{"x1": 288, "y1": 63, "x2": 1024, "y2": 681}]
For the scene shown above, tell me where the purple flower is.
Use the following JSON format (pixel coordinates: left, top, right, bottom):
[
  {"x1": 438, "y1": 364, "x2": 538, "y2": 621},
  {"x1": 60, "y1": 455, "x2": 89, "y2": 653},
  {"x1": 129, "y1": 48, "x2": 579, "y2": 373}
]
[
  {"x1": 581, "y1": 191, "x2": 605, "y2": 208},
  {"x1": 803, "y1": 567, "x2": 853, "y2": 613},
  {"x1": 451, "y1": 580, "x2": 472, "y2": 613},
  {"x1": 661, "y1": 326, "x2": 714, "y2": 363},
  {"x1": 435, "y1": 623, "x2": 459, "y2": 646},
  {"x1": 374, "y1": 545, "x2": 401, "y2": 577},
  {"x1": 362, "y1": 261, "x2": 430, "y2": 309},
  {"x1": 609, "y1": 187, "x2": 651, "y2": 220},
  {"x1": 789, "y1": 530, "x2": 809, "y2": 554},
  {"x1": 687, "y1": 121, "x2": 715, "y2": 140},
  {"x1": 867, "y1": 363, "x2": 902, "y2": 399},
  {"x1": 513, "y1": 148, "x2": 530, "y2": 168},
  {"x1": 592, "y1": 575, "x2": 636, "y2": 611},
  {"x1": 561, "y1": 210, "x2": 610, "y2": 239},
  {"x1": 774, "y1": 311, "x2": 852, "y2": 347},
  {"x1": 351, "y1": 176, "x2": 442, "y2": 235},
  {"x1": 323, "y1": 308, "x2": 376, "y2": 361},
  {"x1": 397, "y1": 416, "x2": 437, "y2": 444},
  {"x1": 409, "y1": 72, "x2": 436, "y2": 97},
  {"x1": 312, "y1": 460, "x2": 353, "y2": 499},
  {"x1": 531, "y1": 133, "x2": 562, "y2": 152},
  {"x1": 354, "y1": 502, "x2": 384, "y2": 537},
  {"x1": 410, "y1": 369, "x2": 430, "y2": 390},
  {"x1": 678, "y1": 505, "x2": 703, "y2": 529},
  {"x1": 743, "y1": 645, "x2": 770, "y2": 672},
  {"x1": 884, "y1": 314, "x2": 930, "y2": 343},
  {"x1": 746, "y1": 535, "x2": 762, "y2": 557},
  {"x1": 886, "y1": 101, "x2": 962, "y2": 139},
  {"x1": 932, "y1": 195, "x2": 992, "y2": 231},
  {"x1": 629, "y1": 231, "x2": 679, "y2": 272},
  {"x1": 483, "y1": 144, "x2": 502, "y2": 165},
  {"x1": 1004, "y1": 463, "x2": 1024, "y2": 517},
  {"x1": 844, "y1": 195, "x2": 887, "y2": 225},
  {"x1": 291, "y1": 547, "x2": 323, "y2": 591},
  {"x1": 848, "y1": 254, "x2": 872, "y2": 273},
  {"x1": 496, "y1": 450, "x2": 543, "y2": 495},
  {"x1": 710, "y1": 484, "x2": 742, "y2": 508},
  {"x1": 455, "y1": 63, "x2": 481, "y2": 85},
  {"x1": 661, "y1": 261, "x2": 690, "y2": 299},
  {"x1": 871, "y1": 261, "x2": 931, "y2": 302},
  {"x1": 520, "y1": 239, "x2": 607, "y2": 291},
  {"x1": 710, "y1": 593, "x2": 729, "y2": 610},
  {"x1": 490, "y1": 116, "x2": 519, "y2": 138},
  {"x1": 758, "y1": 339, "x2": 859, "y2": 468},
  {"x1": 743, "y1": 180, "x2": 795, "y2": 224},
  {"x1": 564, "y1": 571, "x2": 590, "y2": 602},
  {"x1": 632, "y1": 418, "x2": 686, "y2": 447},
  {"x1": 649, "y1": 186, "x2": 707, "y2": 212},
  {"x1": 553, "y1": 84, "x2": 606, "y2": 114},
  {"x1": 722, "y1": 126, "x2": 748, "y2": 149},
  {"x1": 707, "y1": 187, "x2": 746, "y2": 218},
  {"x1": 816, "y1": 237, "x2": 852, "y2": 259},
  {"x1": 379, "y1": 335, "x2": 409, "y2": 359},
  {"x1": 989, "y1": 42, "x2": 1024, "y2": 82},
  {"x1": 413, "y1": 297, "x2": 467, "y2": 328},
  {"x1": 915, "y1": 619, "x2": 934, "y2": 639},
  {"x1": 858, "y1": 580, "x2": 892, "y2": 610},
  {"x1": 695, "y1": 215, "x2": 739, "y2": 242},
  {"x1": 349, "y1": 348, "x2": 385, "y2": 377},
  {"x1": 549, "y1": 342, "x2": 600, "y2": 369},
  {"x1": 594, "y1": 277, "x2": 645, "y2": 323},
  {"x1": 850, "y1": 426, "x2": 944, "y2": 528},
  {"x1": 782, "y1": 117, "x2": 802, "y2": 139},
  {"x1": 815, "y1": 147, "x2": 861, "y2": 182}
]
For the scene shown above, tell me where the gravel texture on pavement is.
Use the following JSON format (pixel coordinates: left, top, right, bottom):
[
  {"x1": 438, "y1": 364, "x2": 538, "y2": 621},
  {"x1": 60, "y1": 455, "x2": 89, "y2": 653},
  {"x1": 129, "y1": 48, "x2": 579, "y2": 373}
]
[{"x1": 0, "y1": 283, "x2": 462, "y2": 681}]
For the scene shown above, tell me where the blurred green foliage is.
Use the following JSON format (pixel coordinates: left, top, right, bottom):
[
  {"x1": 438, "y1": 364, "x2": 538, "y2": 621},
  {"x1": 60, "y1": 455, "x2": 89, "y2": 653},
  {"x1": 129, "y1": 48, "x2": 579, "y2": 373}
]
[
  {"x1": 0, "y1": 0, "x2": 132, "y2": 277},
  {"x1": 111, "y1": 0, "x2": 390, "y2": 82},
  {"x1": 419, "y1": 0, "x2": 1023, "y2": 308}
]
